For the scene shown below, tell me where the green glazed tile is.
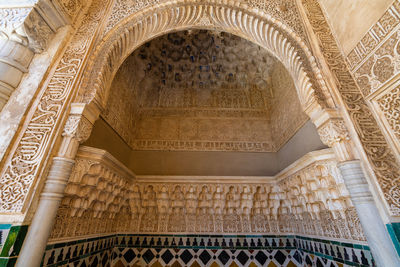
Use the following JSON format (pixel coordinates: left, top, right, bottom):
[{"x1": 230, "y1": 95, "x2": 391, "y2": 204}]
[
  {"x1": 341, "y1": 242, "x2": 353, "y2": 248},
  {"x1": 387, "y1": 223, "x2": 400, "y2": 257},
  {"x1": 0, "y1": 258, "x2": 9, "y2": 267},
  {"x1": 0, "y1": 225, "x2": 28, "y2": 257}
]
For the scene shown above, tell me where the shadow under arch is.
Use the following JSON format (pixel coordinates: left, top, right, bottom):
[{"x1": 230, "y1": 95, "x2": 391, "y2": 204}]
[{"x1": 76, "y1": 0, "x2": 333, "y2": 119}]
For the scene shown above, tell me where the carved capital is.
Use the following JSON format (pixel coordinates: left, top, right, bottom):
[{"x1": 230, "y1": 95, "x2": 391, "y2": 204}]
[
  {"x1": 62, "y1": 102, "x2": 100, "y2": 143},
  {"x1": 0, "y1": 0, "x2": 84, "y2": 52},
  {"x1": 311, "y1": 109, "x2": 355, "y2": 162},
  {"x1": 317, "y1": 119, "x2": 350, "y2": 147},
  {"x1": 62, "y1": 114, "x2": 92, "y2": 143},
  {"x1": 0, "y1": 7, "x2": 52, "y2": 52}
]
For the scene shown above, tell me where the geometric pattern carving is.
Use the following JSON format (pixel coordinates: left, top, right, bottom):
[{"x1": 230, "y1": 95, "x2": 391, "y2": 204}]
[
  {"x1": 377, "y1": 86, "x2": 400, "y2": 141},
  {"x1": 103, "y1": 30, "x2": 308, "y2": 152},
  {"x1": 353, "y1": 29, "x2": 400, "y2": 96},
  {"x1": 50, "y1": 146, "x2": 365, "y2": 242}
]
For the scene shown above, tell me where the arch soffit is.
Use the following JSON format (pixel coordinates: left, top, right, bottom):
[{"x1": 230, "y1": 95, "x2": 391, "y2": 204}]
[{"x1": 78, "y1": 0, "x2": 330, "y2": 117}]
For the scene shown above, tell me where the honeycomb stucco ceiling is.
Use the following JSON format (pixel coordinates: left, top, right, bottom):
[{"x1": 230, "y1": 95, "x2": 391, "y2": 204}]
[{"x1": 102, "y1": 30, "x2": 308, "y2": 152}]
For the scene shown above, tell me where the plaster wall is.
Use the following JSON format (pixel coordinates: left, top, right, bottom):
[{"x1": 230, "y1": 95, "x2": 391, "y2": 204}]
[
  {"x1": 319, "y1": 0, "x2": 393, "y2": 55},
  {"x1": 129, "y1": 150, "x2": 278, "y2": 176},
  {"x1": 83, "y1": 118, "x2": 132, "y2": 167},
  {"x1": 277, "y1": 120, "x2": 327, "y2": 171},
  {"x1": 84, "y1": 118, "x2": 326, "y2": 176}
]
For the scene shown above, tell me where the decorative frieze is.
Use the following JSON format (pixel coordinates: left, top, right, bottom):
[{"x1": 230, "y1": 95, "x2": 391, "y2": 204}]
[
  {"x1": 377, "y1": 86, "x2": 400, "y2": 142},
  {"x1": 49, "y1": 146, "x2": 365, "y2": 243}
]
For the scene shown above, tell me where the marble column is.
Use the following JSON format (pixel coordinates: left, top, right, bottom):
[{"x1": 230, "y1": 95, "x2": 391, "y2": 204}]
[
  {"x1": 16, "y1": 157, "x2": 75, "y2": 267},
  {"x1": 315, "y1": 112, "x2": 400, "y2": 266},
  {"x1": 16, "y1": 103, "x2": 99, "y2": 267},
  {"x1": 338, "y1": 160, "x2": 400, "y2": 266}
]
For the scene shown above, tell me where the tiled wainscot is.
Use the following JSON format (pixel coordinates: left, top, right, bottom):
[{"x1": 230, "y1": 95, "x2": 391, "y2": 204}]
[{"x1": 42, "y1": 235, "x2": 374, "y2": 267}]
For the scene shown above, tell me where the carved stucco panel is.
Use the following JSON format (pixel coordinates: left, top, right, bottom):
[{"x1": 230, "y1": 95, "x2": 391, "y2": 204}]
[
  {"x1": 377, "y1": 86, "x2": 400, "y2": 141},
  {"x1": 0, "y1": 7, "x2": 32, "y2": 38},
  {"x1": 353, "y1": 30, "x2": 400, "y2": 96},
  {"x1": 372, "y1": 85, "x2": 400, "y2": 160},
  {"x1": 0, "y1": 0, "x2": 108, "y2": 213},
  {"x1": 347, "y1": 0, "x2": 400, "y2": 71},
  {"x1": 342, "y1": 0, "x2": 400, "y2": 215}
]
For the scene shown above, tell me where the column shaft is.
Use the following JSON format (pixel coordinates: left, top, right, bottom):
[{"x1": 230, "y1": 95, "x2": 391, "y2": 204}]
[
  {"x1": 338, "y1": 160, "x2": 400, "y2": 267},
  {"x1": 16, "y1": 157, "x2": 75, "y2": 267}
]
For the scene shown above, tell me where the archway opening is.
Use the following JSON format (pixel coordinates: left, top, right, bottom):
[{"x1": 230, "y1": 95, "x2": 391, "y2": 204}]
[
  {"x1": 85, "y1": 29, "x2": 326, "y2": 176},
  {"x1": 45, "y1": 29, "x2": 369, "y2": 267}
]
